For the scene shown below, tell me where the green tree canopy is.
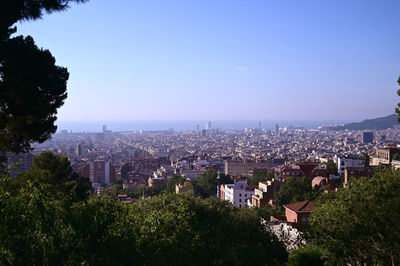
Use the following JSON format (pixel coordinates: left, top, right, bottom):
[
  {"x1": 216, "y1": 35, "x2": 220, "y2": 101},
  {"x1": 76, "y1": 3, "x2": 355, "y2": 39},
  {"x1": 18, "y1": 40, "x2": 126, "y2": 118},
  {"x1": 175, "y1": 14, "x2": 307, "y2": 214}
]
[
  {"x1": 195, "y1": 169, "x2": 232, "y2": 198},
  {"x1": 275, "y1": 177, "x2": 317, "y2": 206},
  {"x1": 248, "y1": 169, "x2": 274, "y2": 186},
  {"x1": 309, "y1": 167, "x2": 400, "y2": 265},
  {"x1": 324, "y1": 160, "x2": 338, "y2": 176},
  {"x1": 360, "y1": 153, "x2": 370, "y2": 166},
  {"x1": 1, "y1": 177, "x2": 288, "y2": 265},
  {"x1": 15, "y1": 151, "x2": 92, "y2": 202},
  {"x1": 396, "y1": 76, "x2": 400, "y2": 122},
  {"x1": 124, "y1": 193, "x2": 288, "y2": 265},
  {"x1": 286, "y1": 246, "x2": 325, "y2": 266},
  {"x1": 166, "y1": 174, "x2": 186, "y2": 192}
]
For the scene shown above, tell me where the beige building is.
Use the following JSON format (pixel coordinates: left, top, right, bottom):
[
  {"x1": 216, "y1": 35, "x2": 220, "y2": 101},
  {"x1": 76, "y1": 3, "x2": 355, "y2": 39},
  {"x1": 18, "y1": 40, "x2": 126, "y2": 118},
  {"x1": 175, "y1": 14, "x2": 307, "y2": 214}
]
[
  {"x1": 251, "y1": 179, "x2": 279, "y2": 207},
  {"x1": 371, "y1": 147, "x2": 400, "y2": 166},
  {"x1": 175, "y1": 181, "x2": 194, "y2": 194},
  {"x1": 224, "y1": 159, "x2": 274, "y2": 177}
]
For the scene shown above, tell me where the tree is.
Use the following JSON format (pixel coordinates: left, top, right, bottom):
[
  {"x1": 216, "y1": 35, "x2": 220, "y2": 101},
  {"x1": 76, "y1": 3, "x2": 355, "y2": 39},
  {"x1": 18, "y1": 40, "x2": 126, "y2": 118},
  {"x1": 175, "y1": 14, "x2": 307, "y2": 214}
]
[
  {"x1": 361, "y1": 153, "x2": 370, "y2": 166},
  {"x1": 275, "y1": 177, "x2": 316, "y2": 206},
  {"x1": 309, "y1": 167, "x2": 400, "y2": 265},
  {"x1": 130, "y1": 193, "x2": 288, "y2": 265},
  {"x1": 248, "y1": 169, "x2": 273, "y2": 186},
  {"x1": 0, "y1": 180, "x2": 134, "y2": 265},
  {"x1": 195, "y1": 169, "x2": 232, "y2": 198},
  {"x1": 287, "y1": 246, "x2": 325, "y2": 266},
  {"x1": 1, "y1": 177, "x2": 289, "y2": 265},
  {"x1": 0, "y1": 1, "x2": 88, "y2": 39},
  {"x1": 251, "y1": 204, "x2": 280, "y2": 221},
  {"x1": 393, "y1": 153, "x2": 400, "y2": 161},
  {"x1": 395, "y1": 76, "x2": 400, "y2": 122},
  {"x1": 15, "y1": 151, "x2": 92, "y2": 202},
  {"x1": 324, "y1": 160, "x2": 338, "y2": 176},
  {"x1": 0, "y1": 175, "x2": 68, "y2": 265},
  {"x1": 0, "y1": 0, "x2": 87, "y2": 160},
  {"x1": 166, "y1": 174, "x2": 186, "y2": 193}
]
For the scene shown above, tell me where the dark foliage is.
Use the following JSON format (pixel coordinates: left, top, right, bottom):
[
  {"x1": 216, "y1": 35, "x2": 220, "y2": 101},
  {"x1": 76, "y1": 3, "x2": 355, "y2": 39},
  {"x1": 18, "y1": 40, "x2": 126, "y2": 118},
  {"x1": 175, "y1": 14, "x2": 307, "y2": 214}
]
[
  {"x1": 166, "y1": 174, "x2": 186, "y2": 192},
  {"x1": 324, "y1": 160, "x2": 338, "y2": 176},
  {"x1": 286, "y1": 246, "x2": 325, "y2": 266},
  {"x1": 309, "y1": 168, "x2": 400, "y2": 265},
  {"x1": 396, "y1": 76, "x2": 400, "y2": 122},
  {"x1": 0, "y1": 0, "x2": 88, "y2": 39},
  {"x1": 15, "y1": 151, "x2": 92, "y2": 203},
  {"x1": 275, "y1": 177, "x2": 318, "y2": 206},
  {"x1": 194, "y1": 169, "x2": 233, "y2": 198},
  {"x1": 0, "y1": 178, "x2": 288, "y2": 265},
  {"x1": 0, "y1": 0, "x2": 87, "y2": 158},
  {"x1": 248, "y1": 169, "x2": 274, "y2": 186},
  {"x1": 0, "y1": 36, "x2": 68, "y2": 154}
]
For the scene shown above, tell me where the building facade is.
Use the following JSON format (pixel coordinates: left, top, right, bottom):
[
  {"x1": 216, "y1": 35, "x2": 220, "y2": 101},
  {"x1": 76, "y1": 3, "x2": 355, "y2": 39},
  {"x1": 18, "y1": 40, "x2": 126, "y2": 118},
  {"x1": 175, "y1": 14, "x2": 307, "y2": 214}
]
[
  {"x1": 361, "y1": 132, "x2": 374, "y2": 144},
  {"x1": 335, "y1": 156, "x2": 364, "y2": 175},
  {"x1": 220, "y1": 178, "x2": 255, "y2": 208}
]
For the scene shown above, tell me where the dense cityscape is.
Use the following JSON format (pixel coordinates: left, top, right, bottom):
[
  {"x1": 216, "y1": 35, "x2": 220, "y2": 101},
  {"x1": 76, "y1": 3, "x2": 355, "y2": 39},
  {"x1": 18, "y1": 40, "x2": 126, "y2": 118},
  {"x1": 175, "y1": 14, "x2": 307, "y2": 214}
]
[
  {"x1": 9, "y1": 123, "x2": 400, "y2": 202},
  {"x1": 2, "y1": 0, "x2": 400, "y2": 264}
]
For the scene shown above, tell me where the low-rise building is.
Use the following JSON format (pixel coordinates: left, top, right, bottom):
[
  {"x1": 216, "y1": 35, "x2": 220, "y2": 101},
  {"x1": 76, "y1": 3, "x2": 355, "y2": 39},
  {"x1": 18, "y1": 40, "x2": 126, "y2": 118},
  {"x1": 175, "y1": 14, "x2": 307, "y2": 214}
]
[
  {"x1": 224, "y1": 159, "x2": 275, "y2": 177},
  {"x1": 370, "y1": 147, "x2": 400, "y2": 166},
  {"x1": 335, "y1": 155, "x2": 364, "y2": 175},
  {"x1": 220, "y1": 177, "x2": 255, "y2": 208},
  {"x1": 251, "y1": 179, "x2": 280, "y2": 207},
  {"x1": 148, "y1": 176, "x2": 167, "y2": 188},
  {"x1": 283, "y1": 200, "x2": 315, "y2": 225},
  {"x1": 344, "y1": 167, "x2": 375, "y2": 187}
]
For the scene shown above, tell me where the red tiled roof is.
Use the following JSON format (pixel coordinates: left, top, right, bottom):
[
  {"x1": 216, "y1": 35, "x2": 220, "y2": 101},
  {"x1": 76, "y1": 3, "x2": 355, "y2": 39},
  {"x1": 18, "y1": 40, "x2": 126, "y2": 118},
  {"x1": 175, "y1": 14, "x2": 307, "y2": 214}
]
[{"x1": 283, "y1": 200, "x2": 315, "y2": 213}]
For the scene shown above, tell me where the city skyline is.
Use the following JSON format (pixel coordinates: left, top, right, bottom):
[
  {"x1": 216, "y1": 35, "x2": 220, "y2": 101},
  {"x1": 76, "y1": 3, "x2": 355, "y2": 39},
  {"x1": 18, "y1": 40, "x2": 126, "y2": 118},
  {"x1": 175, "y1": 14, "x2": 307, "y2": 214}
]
[
  {"x1": 16, "y1": 0, "x2": 400, "y2": 122},
  {"x1": 55, "y1": 119, "x2": 352, "y2": 132}
]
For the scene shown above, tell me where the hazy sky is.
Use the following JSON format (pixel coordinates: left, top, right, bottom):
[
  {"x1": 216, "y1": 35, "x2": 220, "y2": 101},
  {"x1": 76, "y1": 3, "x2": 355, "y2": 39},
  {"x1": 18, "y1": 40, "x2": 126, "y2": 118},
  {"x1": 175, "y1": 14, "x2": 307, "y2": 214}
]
[{"x1": 16, "y1": 0, "x2": 400, "y2": 122}]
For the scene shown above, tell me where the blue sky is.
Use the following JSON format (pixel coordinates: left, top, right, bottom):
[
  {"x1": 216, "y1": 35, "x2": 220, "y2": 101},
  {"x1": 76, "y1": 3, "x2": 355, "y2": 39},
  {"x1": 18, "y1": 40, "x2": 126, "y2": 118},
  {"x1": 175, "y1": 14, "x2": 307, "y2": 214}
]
[{"x1": 16, "y1": 0, "x2": 400, "y2": 122}]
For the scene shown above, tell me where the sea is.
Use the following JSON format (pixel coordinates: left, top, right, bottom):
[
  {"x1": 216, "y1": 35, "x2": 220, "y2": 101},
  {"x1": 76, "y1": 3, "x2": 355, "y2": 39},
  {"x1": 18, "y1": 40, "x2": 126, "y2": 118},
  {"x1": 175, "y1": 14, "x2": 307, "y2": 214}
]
[{"x1": 55, "y1": 120, "x2": 348, "y2": 133}]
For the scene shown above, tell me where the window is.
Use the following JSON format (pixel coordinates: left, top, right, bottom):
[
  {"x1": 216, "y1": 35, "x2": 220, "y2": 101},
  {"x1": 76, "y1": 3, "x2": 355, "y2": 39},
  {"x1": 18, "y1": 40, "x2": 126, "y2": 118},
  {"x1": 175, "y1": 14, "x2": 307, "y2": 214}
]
[
  {"x1": 245, "y1": 194, "x2": 247, "y2": 197},
  {"x1": 239, "y1": 193, "x2": 242, "y2": 197},
  {"x1": 239, "y1": 199, "x2": 241, "y2": 202}
]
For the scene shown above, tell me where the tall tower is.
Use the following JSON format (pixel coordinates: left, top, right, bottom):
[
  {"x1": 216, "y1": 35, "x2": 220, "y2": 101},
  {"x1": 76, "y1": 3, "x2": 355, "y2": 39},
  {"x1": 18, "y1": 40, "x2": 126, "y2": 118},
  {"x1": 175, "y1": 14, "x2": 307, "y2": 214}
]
[
  {"x1": 206, "y1": 121, "x2": 212, "y2": 131},
  {"x1": 274, "y1": 124, "x2": 279, "y2": 134},
  {"x1": 216, "y1": 171, "x2": 221, "y2": 199}
]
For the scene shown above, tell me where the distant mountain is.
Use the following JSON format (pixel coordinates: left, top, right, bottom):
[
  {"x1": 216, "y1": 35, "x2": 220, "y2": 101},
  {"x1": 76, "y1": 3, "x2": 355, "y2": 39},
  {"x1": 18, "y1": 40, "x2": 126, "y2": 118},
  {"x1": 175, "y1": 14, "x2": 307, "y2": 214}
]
[{"x1": 331, "y1": 114, "x2": 399, "y2": 130}]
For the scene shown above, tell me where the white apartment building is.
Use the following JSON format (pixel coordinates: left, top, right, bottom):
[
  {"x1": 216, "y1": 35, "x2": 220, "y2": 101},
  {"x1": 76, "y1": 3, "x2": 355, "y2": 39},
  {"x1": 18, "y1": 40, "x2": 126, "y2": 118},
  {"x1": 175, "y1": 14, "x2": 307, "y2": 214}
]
[
  {"x1": 334, "y1": 155, "x2": 363, "y2": 175},
  {"x1": 221, "y1": 178, "x2": 255, "y2": 209}
]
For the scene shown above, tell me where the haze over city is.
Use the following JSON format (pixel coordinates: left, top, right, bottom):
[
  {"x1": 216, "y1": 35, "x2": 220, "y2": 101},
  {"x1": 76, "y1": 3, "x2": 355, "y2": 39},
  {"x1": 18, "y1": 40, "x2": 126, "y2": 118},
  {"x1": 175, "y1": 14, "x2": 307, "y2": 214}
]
[{"x1": 15, "y1": 0, "x2": 400, "y2": 124}]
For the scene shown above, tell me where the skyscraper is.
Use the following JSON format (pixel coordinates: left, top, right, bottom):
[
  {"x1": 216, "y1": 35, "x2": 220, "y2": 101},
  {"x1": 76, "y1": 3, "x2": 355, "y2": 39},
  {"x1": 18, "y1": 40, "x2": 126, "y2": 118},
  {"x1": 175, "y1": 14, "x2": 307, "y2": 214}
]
[
  {"x1": 361, "y1": 132, "x2": 374, "y2": 144},
  {"x1": 102, "y1": 125, "x2": 107, "y2": 133},
  {"x1": 206, "y1": 121, "x2": 212, "y2": 131},
  {"x1": 76, "y1": 142, "x2": 87, "y2": 157},
  {"x1": 274, "y1": 124, "x2": 279, "y2": 134}
]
